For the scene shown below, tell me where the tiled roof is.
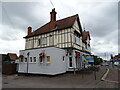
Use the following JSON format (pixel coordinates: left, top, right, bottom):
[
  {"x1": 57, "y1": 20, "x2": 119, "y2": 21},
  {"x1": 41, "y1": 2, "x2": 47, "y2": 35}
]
[
  {"x1": 82, "y1": 31, "x2": 91, "y2": 42},
  {"x1": 24, "y1": 14, "x2": 79, "y2": 38},
  {"x1": 8, "y1": 53, "x2": 18, "y2": 60}
]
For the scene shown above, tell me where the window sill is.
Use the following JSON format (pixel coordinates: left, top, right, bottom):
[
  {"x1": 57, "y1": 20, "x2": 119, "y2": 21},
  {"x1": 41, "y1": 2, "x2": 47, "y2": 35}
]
[
  {"x1": 69, "y1": 67, "x2": 73, "y2": 69},
  {"x1": 46, "y1": 62, "x2": 50, "y2": 64},
  {"x1": 29, "y1": 62, "x2": 36, "y2": 64}
]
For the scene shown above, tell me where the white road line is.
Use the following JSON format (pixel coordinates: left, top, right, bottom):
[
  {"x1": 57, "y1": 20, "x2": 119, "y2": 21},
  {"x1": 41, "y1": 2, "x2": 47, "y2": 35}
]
[{"x1": 101, "y1": 68, "x2": 109, "y2": 81}]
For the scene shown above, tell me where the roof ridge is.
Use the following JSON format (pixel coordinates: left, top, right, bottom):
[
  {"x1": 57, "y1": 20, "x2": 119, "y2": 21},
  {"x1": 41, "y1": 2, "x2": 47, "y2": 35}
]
[
  {"x1": 24, "y1": 14, "x2": 79, "y2": 38},
  {"x1": 56, "y1": 14, "x2": 78, "y2": 22},
  {"x1": 34, "y1": 14, "x2": 78, "y2": 33}
]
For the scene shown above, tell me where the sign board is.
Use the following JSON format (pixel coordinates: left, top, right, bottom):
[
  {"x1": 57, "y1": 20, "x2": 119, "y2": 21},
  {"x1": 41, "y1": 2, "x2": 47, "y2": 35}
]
[
  {"x1": 86, "y1": 56, "x2": 94, "y2": 63},
  {"x1": 82, "y1": 56, "x2": 88, "y2": 64}
]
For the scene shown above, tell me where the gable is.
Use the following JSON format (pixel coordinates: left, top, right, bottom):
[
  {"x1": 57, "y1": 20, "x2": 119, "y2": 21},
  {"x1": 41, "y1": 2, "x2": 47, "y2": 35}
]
[
  {"x1": 73, "y1": 20, "x2": 81, "y2": 34},
  {"x1": 72, "y1": 17, "x2": 83, "y2": 35}
]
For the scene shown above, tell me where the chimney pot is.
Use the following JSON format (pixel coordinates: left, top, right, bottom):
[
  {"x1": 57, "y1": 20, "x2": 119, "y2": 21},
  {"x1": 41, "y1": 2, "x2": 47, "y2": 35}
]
[
  {"x1": 28, "y1": 26, "x2": 32, "y2": 35},
  {"x1": 50, "y1": 8, "x2": 57, "y2": 30}
]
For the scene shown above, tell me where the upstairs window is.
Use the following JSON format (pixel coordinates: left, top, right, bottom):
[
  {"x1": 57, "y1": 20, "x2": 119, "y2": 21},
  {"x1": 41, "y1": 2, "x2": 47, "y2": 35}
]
[
  {"x1": 38, "y1": 38, "x2": 47, "y2": 46},
  {"x1": 74, "y1": 31, "x2": 80, "y2": 45},
  {"x1": 38, "y1": 39, "x2": 41, "y2": 46}
]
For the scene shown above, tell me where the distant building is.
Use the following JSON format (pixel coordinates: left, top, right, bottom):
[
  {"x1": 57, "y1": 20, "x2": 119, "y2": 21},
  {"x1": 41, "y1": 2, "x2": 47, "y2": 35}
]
[
  {"x1": 18, "y1": 8, "x2": 91, "y2": 75},
  {"x1": 3, "y1": 53, "x2": 18, "y2": 63},
  {"x1": 113, "y1": 54, "x2": 120, "y2": 64}
]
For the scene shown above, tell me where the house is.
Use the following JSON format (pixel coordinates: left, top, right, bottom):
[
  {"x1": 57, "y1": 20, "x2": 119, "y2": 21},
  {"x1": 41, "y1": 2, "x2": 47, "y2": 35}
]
[
  {"x1": 3, "y1": 53, "x2": 18, "y2": 63},
  {"x1": 112, "y1": 54, "x2": 120, "y2": 65},
  {"x1": 18, "y1": 8, "x2": 91, "y2": 75},
  {"x1": 2, "y1": 53, "x2": 18, "y2": 75},
  {"x1": 82, "y1": 30, "x2": 91, "y2": 55}
]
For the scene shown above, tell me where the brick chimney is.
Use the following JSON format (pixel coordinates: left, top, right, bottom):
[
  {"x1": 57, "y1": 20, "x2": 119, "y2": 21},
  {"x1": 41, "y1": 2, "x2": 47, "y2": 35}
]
[
  {"x1": 50, "y1": 8, "x2": 57, "y2": 30},
  {"x1": 27, "y1": 26, "x2": 32, "y2": 35}
]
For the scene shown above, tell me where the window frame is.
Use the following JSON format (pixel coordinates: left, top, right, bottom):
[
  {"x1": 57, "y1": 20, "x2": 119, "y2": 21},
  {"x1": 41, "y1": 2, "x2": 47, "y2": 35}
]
[
  {"x1": 63, "y1": 56, "x2": 65, "y2": 62},
  {"x1": 33, "y1": 57, "x2": 36, "y2": 62},
  {"x1": 39, "y1": 56, "x2": 43, "y2": 63},
  {"x1": 69, "y1": 57, "x2": 72, "y2": 68},
  {"x1": 46, "y1": 56, "x2": 51, "y2": 63},
  {"x1": 25, "y1": 58, "x2": 27, "y2": 62},
  {"x1": 30, "y1": 57, "x2": 32, "y2": 62}
]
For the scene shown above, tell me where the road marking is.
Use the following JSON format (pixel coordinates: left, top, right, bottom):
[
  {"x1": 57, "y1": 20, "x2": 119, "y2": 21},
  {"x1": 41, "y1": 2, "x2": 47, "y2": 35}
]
[{"x1": 101, "y1": 68, "x2": 109, "y2": 81}]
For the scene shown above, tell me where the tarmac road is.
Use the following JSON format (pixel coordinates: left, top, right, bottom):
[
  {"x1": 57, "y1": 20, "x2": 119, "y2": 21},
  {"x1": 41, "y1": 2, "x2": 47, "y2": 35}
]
[{"x1": 2, "y1": 66, "x2": 119, "y2": 88}]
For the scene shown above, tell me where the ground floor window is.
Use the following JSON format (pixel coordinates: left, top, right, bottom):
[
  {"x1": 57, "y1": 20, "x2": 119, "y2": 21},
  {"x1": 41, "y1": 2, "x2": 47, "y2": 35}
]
[
  {"x1": 30, "y1": 57, "x2": 32, "y2": 62},
  {"x1": 39, "y1": 56, "x2": 43, "y2": 63},
  {"x1": 63, "y1": 56, "x2": 65, "y2": 62},
  {"x1": 25, "y1": 58, "x2": 27, "y2": 62},
  {"x1": 34, "y1": 57, "x2": 36, "y2": 62},
  {"x1": 69, "y1": 57, "x2": 72, "y2": 67},
  {"x1": 20, "y1": 58, "x2": 23, "y2": 62},
  {"x1": 47, "y1": 56, "x2": 50, "y2": 63}
]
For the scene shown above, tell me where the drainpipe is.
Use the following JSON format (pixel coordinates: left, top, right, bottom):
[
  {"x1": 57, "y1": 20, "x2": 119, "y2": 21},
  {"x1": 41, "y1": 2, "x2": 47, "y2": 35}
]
[{"x1": 27, "y1": 52, "x2": 30, "y2": 74}]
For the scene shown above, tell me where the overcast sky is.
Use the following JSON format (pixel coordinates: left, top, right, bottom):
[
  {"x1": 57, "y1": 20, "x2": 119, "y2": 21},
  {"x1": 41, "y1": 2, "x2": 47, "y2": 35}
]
[{"x1": 0, "y1": 0, "x2": 119, "y2": 59}]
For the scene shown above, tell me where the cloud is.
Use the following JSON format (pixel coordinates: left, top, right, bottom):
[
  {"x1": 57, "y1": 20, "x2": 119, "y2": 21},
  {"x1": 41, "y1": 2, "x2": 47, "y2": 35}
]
[{"x1": 0, "y1": 1, "x2": 118, "y2": 58}]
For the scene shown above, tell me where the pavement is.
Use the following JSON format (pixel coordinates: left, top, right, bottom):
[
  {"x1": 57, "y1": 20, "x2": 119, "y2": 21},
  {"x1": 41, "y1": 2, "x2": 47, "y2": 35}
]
[
  {"x1": 105, "y1": 67, "x2": 119, "y2": 83},
  {"x1": 2, "y1": 66, "x2": 119, "y2": 88}
]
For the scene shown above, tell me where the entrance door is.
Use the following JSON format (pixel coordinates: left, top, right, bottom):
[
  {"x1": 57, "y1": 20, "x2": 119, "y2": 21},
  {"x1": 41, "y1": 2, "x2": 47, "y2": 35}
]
[
  {"x1": 69, "y1": 57, "x2": 72, "y2": 68},
  {"x1": 76, "y1": 56, "x2": 80, "y2": 69}
]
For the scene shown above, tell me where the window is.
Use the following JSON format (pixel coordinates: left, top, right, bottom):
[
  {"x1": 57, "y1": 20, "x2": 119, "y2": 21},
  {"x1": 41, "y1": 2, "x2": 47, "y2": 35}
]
[
  {"x1": 69, "y1": 57, "x2": 72, "y2": 67},
  {"x1": 30, "y1": 57, "x2": 32, "y2": 62},
  {"x1": 20, "y1": 58, "x2": 23, "y2": 62},
  {"x1": 38, "y1": 39, "x2": 41, "y2": 46},
  {"x1": 39, "y1": 56, "x2": 43, "y2": 63},
  {"x1": 47, "y1": 56, "x2": 50, "y2": 63},
  {"x1": 74, "y1": 36, "x2": 80, "y2": 45},
  {"x1": 63, "y1": 56, "x2": 65, "y2": 62},
  {"x1": 25, "y1": 58, "x2": 27, "y2": 62},
  {"x1": 74, "y1": 31, "x2": 80, "y2": 45},
  {"x1": 33, "y1": 57, "x2": 36, "y2": 62},
  {"x1": 42, "y1": 38, "x2": 47, "y2": 45},
  {"x1": 38, "y1": 38, "x2": 47, "y2": 46}
]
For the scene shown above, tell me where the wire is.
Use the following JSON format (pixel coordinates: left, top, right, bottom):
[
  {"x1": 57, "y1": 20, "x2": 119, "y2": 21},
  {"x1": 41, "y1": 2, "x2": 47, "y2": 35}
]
[
  {"x1": 49, "y1": 0, "x2": 54, "y2": 8},
  {"x1": 49, "y1": 0, "x2": 60, "y2": 19}
]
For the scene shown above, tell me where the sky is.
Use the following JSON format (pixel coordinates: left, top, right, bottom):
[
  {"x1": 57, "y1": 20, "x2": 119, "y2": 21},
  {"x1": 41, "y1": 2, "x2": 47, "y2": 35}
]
[{"x1": 0, "y1": 0, "x2": 119, "y2": 59}]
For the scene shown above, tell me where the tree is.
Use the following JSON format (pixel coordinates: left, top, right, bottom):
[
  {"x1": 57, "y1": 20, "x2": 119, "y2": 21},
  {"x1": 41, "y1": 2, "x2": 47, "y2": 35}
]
[{"x1": 93, "y1": 56, "x2": 103, "y2": 65}]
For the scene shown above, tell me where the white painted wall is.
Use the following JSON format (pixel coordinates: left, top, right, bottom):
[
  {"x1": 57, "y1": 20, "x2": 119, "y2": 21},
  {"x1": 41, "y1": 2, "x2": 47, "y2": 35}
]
[{"x1": 18, "y1": 47, "x2": 67, "y2": 75}]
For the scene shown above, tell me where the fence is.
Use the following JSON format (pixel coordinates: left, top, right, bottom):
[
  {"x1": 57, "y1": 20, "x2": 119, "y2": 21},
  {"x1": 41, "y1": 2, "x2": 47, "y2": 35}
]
[{"x1": 2, "y1": 63, "x2": 17, "y2": 75}]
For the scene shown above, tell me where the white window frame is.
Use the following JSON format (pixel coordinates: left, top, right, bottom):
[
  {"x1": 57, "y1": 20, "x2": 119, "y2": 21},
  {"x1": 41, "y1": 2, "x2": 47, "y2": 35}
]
[
  {"x1": 24, "y1": 58, "x2": 27, "y2": 63},
  {"x1": 33, "y1": 57, "x2": 36, "y2": 63},
  {"x1": 30, "y1": 57, "x2": 32, "y2": 62},
  {"x1": 46, "y1": 56, "x2": 51, "y2": 63}
]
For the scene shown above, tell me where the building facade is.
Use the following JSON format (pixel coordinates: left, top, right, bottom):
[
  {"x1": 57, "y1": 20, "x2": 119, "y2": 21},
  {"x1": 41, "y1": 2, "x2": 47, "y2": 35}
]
[{"x1": 18, "y1": 9, "x2": 91, "y2": 75}]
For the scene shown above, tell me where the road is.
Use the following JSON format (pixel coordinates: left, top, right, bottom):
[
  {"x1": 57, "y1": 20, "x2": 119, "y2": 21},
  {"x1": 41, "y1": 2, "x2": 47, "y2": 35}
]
[{"x1": 2, "y1": 66, "x2": 119, "y2": 88}]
